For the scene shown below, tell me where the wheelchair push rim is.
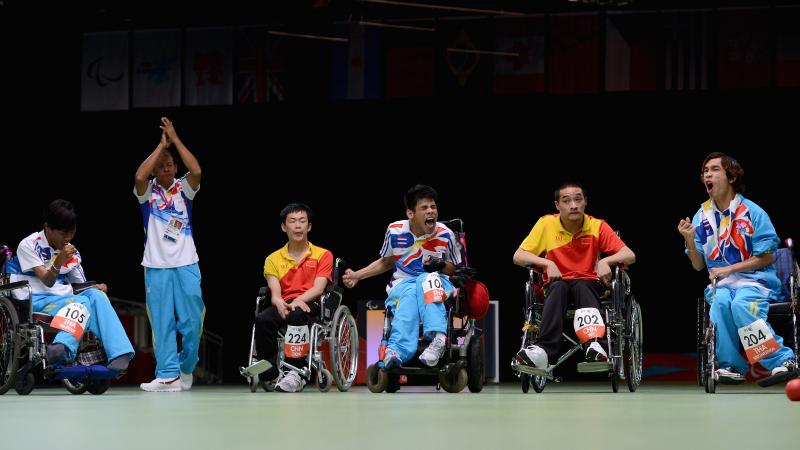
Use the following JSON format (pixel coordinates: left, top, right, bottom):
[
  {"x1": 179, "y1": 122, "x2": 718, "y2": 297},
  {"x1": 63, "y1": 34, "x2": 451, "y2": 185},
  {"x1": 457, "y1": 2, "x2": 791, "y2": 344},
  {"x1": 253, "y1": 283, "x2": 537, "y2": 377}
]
[{"x1": 331, "y1": 306, "x2": 358, "y2": 392}]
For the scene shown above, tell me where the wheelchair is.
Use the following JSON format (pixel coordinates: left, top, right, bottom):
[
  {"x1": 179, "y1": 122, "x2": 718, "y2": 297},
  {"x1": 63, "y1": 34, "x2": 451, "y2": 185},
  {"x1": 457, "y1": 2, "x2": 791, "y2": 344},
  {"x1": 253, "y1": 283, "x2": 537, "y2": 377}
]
[
  {"x1": 365, "y1": 218, "x2": 488, "y2": 394},
  {"x1": 512, "y1": 264, "x2": 643, "y2": 393},
  {"x1": 0, "y1": 245, "x2": 115, "y2": 396},
  {"x1": 696, "y1": 239, "x2": 799, "y2": 393},
  {"x1": 241, "y1": 257, "x2": 358, "y2": 392}
]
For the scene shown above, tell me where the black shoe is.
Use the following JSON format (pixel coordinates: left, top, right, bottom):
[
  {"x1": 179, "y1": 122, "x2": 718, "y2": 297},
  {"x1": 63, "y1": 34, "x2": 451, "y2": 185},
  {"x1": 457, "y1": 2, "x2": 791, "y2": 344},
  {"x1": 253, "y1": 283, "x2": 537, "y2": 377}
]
[{"x1": 46, "y1": 343, "x2": 67, "y2": 366}]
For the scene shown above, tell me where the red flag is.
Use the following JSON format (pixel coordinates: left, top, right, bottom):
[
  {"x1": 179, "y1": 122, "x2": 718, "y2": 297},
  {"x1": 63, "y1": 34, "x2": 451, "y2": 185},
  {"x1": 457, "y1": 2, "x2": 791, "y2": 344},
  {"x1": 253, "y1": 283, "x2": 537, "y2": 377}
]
[
  {"x1": 493, "y1": 17, "x2": 545, "y2": 95},
  {"x1": 776, "y1": 7, "x2": 800, "y2": 88},
  {"x1": 605, "y1": 12, "x2": 658, "y2": 92},
  {"x1": 549, "y1": 14, "x2": 600, "y2": 94},
  {"x1": 717, "y1": 8, "x2": 770, "y2": 90}
]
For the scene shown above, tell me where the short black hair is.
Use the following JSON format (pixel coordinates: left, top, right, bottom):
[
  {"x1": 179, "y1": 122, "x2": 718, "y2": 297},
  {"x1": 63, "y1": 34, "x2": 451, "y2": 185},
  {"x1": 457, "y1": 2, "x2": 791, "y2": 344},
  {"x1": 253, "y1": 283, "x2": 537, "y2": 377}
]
[
  {"x1": 44, "y1": 199, "x2": 77, "y2": 231},
  {"x1": 554, "y1": 182, "x2": 586, "y2": 202},
  {"x1": 405, "y1": 184, "x2": 438, "y2": 210},
  {"x1": 280, "y1": 203, "x2": 313, "y2": 224},
  {"x1": 702, "y1": 152, "x2": 745, "y2": 193}
]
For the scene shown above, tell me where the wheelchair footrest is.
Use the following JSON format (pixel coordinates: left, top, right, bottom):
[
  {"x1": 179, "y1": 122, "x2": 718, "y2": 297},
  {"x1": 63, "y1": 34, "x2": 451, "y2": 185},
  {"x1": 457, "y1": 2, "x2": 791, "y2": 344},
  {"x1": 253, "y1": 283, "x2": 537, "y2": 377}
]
[
  {"x1": 757, "y1": 369, "x2": 800, "y2": 387},
  {"x1": 49, "y1": 364, "x2": 119, "y2": 382},
  {"x1": 511, "y1": 363, "x2": 549, "y2": 377},
  {"x1": 240, "y1": 360, "x2": 272, "y2": 378},
  {"x1": 577, "y1": 362, "x2": 610, "y2": 373}
]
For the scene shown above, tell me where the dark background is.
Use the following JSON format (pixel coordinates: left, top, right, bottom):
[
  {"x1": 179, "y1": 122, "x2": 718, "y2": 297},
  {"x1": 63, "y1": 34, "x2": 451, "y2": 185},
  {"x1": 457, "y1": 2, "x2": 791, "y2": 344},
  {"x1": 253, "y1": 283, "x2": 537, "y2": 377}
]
[{"x1": 1, "y1": 0, "x2": 798, "y2": 382}]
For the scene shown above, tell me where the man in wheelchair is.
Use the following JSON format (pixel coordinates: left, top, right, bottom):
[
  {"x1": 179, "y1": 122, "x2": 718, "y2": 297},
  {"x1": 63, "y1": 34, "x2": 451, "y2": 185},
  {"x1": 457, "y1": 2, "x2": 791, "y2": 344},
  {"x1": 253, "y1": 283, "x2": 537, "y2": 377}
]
[
  {"x1": 678, "y1": 152, "x2": 795, "y2": 384},
  {"x1": 253, "y1": 203, "x2": 334, "y2": 393},
  {"x1": 513, "y1": 183, "x2": 636, "y2": 370},
  {"x1": 343, "y1": 184, "x2": 460, "y2": 369},
  {"x1": 6, "y1": 199, "x2": 134, "y2": 374}
]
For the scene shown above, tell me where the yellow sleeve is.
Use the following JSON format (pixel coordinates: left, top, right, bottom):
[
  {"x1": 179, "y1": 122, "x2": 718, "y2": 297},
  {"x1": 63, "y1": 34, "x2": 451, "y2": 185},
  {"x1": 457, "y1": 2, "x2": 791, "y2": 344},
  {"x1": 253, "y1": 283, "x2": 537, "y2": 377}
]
[
  {"x1": 264, "y1": 254, "x2": 279, "y2": 280},
  {"x1": 519, "y1": 217, "x2": 546, "y2": 256}
]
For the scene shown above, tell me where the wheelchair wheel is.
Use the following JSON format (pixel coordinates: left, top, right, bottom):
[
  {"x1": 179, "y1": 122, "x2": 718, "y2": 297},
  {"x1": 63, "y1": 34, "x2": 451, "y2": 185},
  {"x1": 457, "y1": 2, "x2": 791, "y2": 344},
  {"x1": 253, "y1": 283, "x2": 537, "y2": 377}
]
[
  {"x1": 386, "y1": 373, "x2": 401, "y2": 393},
  {"x1": 63, "y1": 379, "x2": 89, "y2": 395},
  {"x1": 15, "y1": 371, "x2": 35, "y2": 395},
  {"x1": 532, "y1": 375, "x2": 546, "y2": 393},
  {"x1": 330, "y1": 306, "x2": 358, "y2": 392},
  {"x1": 610, "y1": 359, "x2": 620, "y2": 393},
  {"x1": 704, "y1": 324, "x2": 716, "y2": 394},
  {"x1": 317, "y1": 368, "x2": 332, "y2": 392},
  {"x1": 625, "y1": 299, "x2": 643, "y2": 392},
  {"x1": 366, "y1": 364, "x2": 388, "y2": 393},
  {"x1": 439, "y1": 368, "x2": 468, "y2": 393},
  {"x1": 467, "y1": 336, "x2": 484, "y2": 393},
  {"x1": 0, "y1": 296, "x2": 21, "y2": 395},
  {"x1": 696, "y1": 297, "x2": 706, "y2": 386},
  {"x1": 520, "y1": 373, "x2": 530, "y2": 393},
  {"x1": 248, "y1": 375, "x2": 258, "y2": 393},
  {"x1": 87, "y1": 379, "x2": 111, "y2": 395}
]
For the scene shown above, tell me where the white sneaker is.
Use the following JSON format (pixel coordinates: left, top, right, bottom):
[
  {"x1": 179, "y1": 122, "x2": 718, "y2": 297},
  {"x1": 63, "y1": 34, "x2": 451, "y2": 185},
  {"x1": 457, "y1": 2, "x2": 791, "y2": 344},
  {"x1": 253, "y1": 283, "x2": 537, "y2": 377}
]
[
  {"x1": 772, "y1": 359, "x2": 797, "y2": 376},
  {"x1": 585, "y1": 341, "x2": 608, "y2": 362},
  {"x1": 515, "y1": 345, "x2": 548, "y2": 369},
  {"x1": 383, "y1": 348, "x2": 402, "y2": 369},
  {"x1": 419, "y1": 336, "x2": 446, "y2": 367},
  {"x1": 715, "y1": 367, "x2": 746, "y2": 384},
  {"x1": 275, "y1": 371, "x2": 305, "y2": 393},
  {"x1": 180, "y1": 372, "x2": 193, "y2": 391},
  {"x1": 140, "y1": 376, "x2": 182, "y2": 392}
]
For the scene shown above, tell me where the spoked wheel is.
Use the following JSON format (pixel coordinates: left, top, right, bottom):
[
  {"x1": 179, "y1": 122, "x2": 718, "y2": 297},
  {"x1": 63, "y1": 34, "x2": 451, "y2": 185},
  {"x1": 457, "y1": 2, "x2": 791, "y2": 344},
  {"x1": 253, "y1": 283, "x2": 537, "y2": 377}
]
[
  {"x1": 330, "y1": 306, "x2": 358, "y2": 392},
  {"x1": 0, "y1": 296, "x2": 21, "y2": 395},
  {"x1": 625, "y1": 299, "x2": 643, "y2": 392}
]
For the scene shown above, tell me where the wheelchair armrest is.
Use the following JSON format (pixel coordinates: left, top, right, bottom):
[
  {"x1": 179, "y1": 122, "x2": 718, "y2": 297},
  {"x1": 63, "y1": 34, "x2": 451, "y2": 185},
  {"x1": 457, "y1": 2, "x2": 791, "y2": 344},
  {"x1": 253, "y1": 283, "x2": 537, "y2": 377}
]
[
  {"x1": 525, "y1": 266, "x2": 544, "y2": 286},
  {"x1": 0, "y1": 280, "x2": 29, "y2": 295},
  {"x1": 72, "y1": 281, "x2": 98, "y2": 294}
]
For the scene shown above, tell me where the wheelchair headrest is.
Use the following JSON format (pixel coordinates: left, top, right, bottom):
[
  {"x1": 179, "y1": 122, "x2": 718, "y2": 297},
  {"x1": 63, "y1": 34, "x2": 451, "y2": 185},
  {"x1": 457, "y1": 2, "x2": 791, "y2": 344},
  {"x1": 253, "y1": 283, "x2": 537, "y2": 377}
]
[
  {"x1": 331, "y1": 257, "x2": 348, "y2": 290},
  {"x1": 440, "y1": 218, "x2": 464, "y2": 233},
  {"x1": 460, "y1": 279, "x2": 490, "y2": 320},
  {"x1": 0, "y1": 245, "x2": 11, "y2": 274},
  {"x1": 774, "y1": 248, "x2": 795, "y2": 301}
]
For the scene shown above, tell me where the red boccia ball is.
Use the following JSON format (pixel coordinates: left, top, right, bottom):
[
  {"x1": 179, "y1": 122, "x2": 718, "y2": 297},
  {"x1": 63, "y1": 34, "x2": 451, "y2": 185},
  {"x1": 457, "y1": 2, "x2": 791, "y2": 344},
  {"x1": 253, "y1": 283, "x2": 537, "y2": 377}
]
[{"x1": 786, "y1": 379, "x2": 800, "y2": 401}]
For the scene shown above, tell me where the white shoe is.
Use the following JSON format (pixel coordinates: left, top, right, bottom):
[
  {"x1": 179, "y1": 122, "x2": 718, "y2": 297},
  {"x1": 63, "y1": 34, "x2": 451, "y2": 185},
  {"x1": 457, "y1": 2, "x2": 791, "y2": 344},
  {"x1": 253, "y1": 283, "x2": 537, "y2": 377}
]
[
  {"x1": 419, "y1": 336, "x2": 446, "y2": 367},
  {"x1": 383, "y1": 348, "x2": 402, "y2": 369},
  {"x1": 515, "y1": 345, "x2": 548, "y2": 369},
  {"x1": 180, "y1": 372, "x2": 193, "y2": 391},
  {"x1": 715, "y1": 367, "x2": 746, "y2": 384},
  {"x1": 772, "y1": 359, "x2": 797, "y2": 376},
  {"x1": 275, "y1": 371, "x2": 305, "y2": 393},
  {"x1": 585, "y1": 342, "x2": 608, "y2": 362},
  {"x1": 140, "y1": 377, "x2": 182, "y2": 392}
]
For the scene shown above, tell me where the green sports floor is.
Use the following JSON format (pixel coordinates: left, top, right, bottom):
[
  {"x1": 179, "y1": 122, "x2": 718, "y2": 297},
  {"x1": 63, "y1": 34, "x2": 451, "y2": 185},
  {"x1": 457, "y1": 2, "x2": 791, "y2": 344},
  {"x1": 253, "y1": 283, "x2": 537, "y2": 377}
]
[{"x1": 1, "y1": 383, "x2": 798, "y2": 450}]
